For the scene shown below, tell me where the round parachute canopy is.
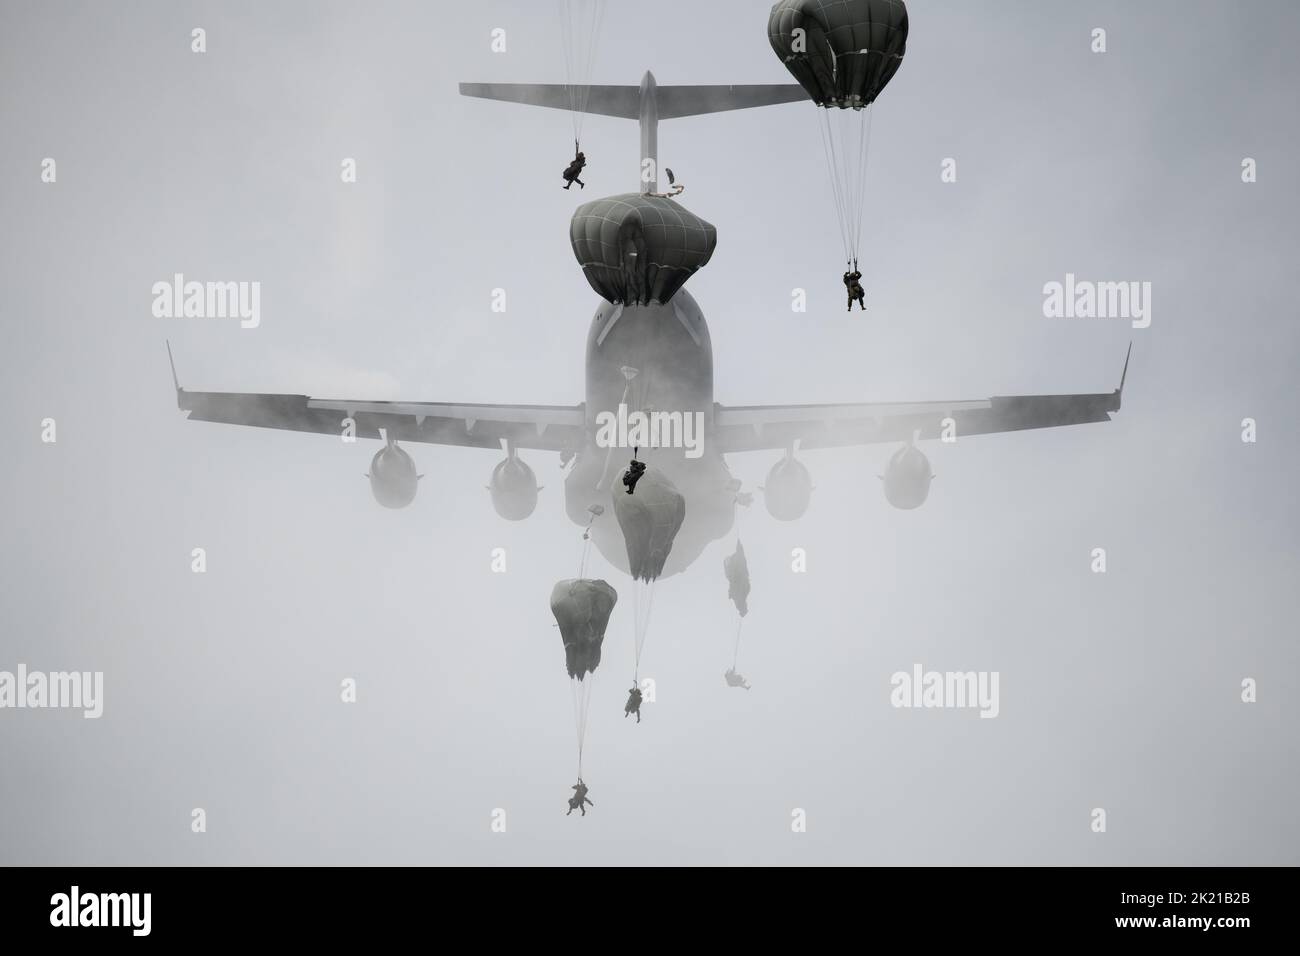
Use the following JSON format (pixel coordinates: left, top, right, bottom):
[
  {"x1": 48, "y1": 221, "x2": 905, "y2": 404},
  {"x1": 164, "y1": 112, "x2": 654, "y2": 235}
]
[
  {"x1": 723, "y1": 540, "x2": 751, "y2": 617},
  {"x1": 768, "y1": 0, "x2": 909, "y2": 109},
  {"x1": 570, "y1": 194, "x2": 717, "y2": 306},
  {"x1": 882, "y1": 444, "x2": 933, "y2": 510},
  {"x1": 612, "y1": 469, "x2": 687, "y2": 582},
  {"x1": 550, "y1": 579, "x2": 618, "y2": 680}
]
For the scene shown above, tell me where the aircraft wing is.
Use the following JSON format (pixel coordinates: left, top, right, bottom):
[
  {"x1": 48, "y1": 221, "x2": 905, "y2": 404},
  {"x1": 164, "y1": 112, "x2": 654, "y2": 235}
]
[
  {"x1": 714, "y1": 348, "x2": 1130, "y2": 453},
  {"x1": 168, "y1": 346, "x2": 585, "y2": 453}
]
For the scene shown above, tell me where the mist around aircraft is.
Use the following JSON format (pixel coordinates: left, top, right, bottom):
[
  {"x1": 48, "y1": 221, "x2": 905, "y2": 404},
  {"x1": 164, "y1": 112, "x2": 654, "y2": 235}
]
[{"x1": 169, "y1": 0, "x2": 1130, "y2": 813}]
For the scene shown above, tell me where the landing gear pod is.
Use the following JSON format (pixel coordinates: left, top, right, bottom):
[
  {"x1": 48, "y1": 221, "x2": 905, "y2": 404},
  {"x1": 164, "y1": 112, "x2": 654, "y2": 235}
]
[
  {"x1": 489, "y1": 454, "x2": 541, "y2": 521},
  {"x1": 367, "y1": 441, "x2": 420, "y2": 509},
  {"x1": 882, "y1": 443, "x2": 933, "y2": 510},
  {"x1": 762, "y1": 455, "x2": 812, "y2": 521}
]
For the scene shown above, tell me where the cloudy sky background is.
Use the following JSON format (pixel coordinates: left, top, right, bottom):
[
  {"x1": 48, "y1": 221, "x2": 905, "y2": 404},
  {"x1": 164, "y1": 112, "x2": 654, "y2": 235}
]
[{"x1": 1, "y1": 0, "x2": 1297, "y2": 865}]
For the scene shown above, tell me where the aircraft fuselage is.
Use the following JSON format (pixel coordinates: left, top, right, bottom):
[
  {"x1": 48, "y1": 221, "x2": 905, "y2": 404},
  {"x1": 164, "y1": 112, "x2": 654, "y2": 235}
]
[{"x1": 565, "y1": 289, "x2": 738, "y2": 577}]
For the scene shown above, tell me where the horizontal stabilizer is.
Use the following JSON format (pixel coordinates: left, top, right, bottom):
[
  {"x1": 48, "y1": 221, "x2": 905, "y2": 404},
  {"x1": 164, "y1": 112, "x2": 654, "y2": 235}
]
[
  {"x1": 458, "y1": 82, "x2": 808, "y2": 120},
  {"x1": 656, "y1": 84, "x2": 807, "y2": 118},
  {"x1": 459, "y1": 83, "x2": 640, "y2": 119}
]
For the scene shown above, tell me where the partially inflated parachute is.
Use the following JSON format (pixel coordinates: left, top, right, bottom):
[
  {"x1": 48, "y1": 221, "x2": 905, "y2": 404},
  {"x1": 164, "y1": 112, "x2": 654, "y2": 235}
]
[
  {"x1": 723, "y1": 540, "x2": 751, "y2": 618},
  {"x1": 570, "y1": 194, "x2": 717, "y2": 305},
  {"x1": 550, "y1": 577, "x2": 617, "y2": 781},
  {"x1": 612, "y1": 469, "x2": 687, "y2": 583},
  {"x1": 550, "y1": 578, "x2": 618, "y2": 679},
  {"x1": 613, "y1": 467, "x2": 685, "y2": 687}
]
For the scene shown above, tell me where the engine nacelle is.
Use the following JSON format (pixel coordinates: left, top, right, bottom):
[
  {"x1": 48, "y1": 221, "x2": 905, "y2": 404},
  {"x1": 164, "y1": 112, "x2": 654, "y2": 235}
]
[
  {"x1": 883, "y1": 444, "x2": 933, "y2": 510},
  {"x1": 763, "y1": 456, "x2": 812, "y2": 521},
  {"x1": 489, "y1": 455, "x2": 540, "y2": 521},
  {"x1": 368, "y1": 442, "x2": 419, "y2": 509}
]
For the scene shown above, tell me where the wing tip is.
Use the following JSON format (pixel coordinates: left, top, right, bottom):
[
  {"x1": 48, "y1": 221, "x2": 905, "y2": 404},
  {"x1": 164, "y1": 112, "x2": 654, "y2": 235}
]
[
  {"x1": 1114, "y1": 341, "x2": 1132, "y2": 411},
  {"x1": 166, "y1": 339, "x2": 181, "y2": 393}
]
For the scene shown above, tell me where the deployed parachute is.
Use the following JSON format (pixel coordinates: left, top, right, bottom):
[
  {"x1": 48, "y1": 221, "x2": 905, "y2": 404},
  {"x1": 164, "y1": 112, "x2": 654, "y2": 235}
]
[
  {"x1": 723, "y1": 540, "x2": 751, "y2": 618},
  {"x1": 551, "y1": 578, "x2": 617, "y2": 679},
  {"x1": 768, "y1": 0, "x2": 908, "y2": 267},
  {"x1": 768, "y1": 0, "x2": 908, "y2": 107},
  {"x1": 613, "y1": 469, "x2": 686, "y2": 582},
  {"x1": 723, "y1": 538, "x2": 752, "y2": 682},
  {"x1": 558, "y1": 0, "x2": 606, "y2": 149},
  {"x1": 570, "y1": 194, "x2": 717, "y2": 305},
  {"x1": 612, "y1": 467, "x2": 685, "y2": 685},
  {"x1": 550, "y1": 578, "x2": 617, "y2": 778}
]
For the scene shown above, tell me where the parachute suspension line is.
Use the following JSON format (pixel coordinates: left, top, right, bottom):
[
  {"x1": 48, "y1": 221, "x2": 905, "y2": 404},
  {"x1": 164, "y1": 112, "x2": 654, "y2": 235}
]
[
  {"x1": 580, "y1": 676, "x2": 593, "y2": 776},
  {"x1": 635, "y1": 370, "x2": 652, "y2": 462},
  {"x1": 631, "y1": 582, "x2": 642, "y2": 680},
  {"x1": 851, "y1": 105, "x2": 876, "y2": 268},
  {"x1": 571, "y1": 674, "x2": 595, "y2": 778},
  {"x1": 580, "y1": 1, "x2": 604, "y2": 125},
  {"x1": 732, "y1": 617, "x2": 744, "y2": 670},
  {"x1": 577, "y1": 535, "x2": 592, "y2": 578},
  {"x1": 819, "y1": 104, "x2": 876, "y2": 267},
  {"x1": 570, "y1": 678, "x2": 583, "y2": 776},
  {"x1": 832, "y1": 109, "x2": 857, "y2": 263},
  {"x1": 559, "y1": 1, "x2": 576, "y2": 116},
  {"x1": 559, "y1": 0, "x2": 605, "y2": 147},
  {"x1": 817, "y1": 109, "x2": 853, "y2": 264},
  {"x1": 631, "y1": 583, "x2": 637, "y2": 674},
  {"x1": 596, "y1": 375, "x2": 635, "y2": 491},
  {"x1": 632, "y1": 580, "x2": 657, "y2": 680}
]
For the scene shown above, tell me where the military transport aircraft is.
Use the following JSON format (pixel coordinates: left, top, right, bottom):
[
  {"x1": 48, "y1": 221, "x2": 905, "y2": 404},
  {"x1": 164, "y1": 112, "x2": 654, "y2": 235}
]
[{"x1": 168, "y1": 68, "x2": 1129, "y2": 579}]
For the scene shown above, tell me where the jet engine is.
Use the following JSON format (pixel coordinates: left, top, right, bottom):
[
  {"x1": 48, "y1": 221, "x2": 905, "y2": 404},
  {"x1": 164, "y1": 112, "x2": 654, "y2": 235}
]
[
  {"x1": 489, "y1": 453, "x2": 541, "y2": 520},
  {"x1": 368, "y1": 441, "x2": 420, "y2": 509},
  {"x1": 882, "y1": 444, "x2": 933, "y2": 510},
  {"x1": 762, "y1": 455, "x2": 812, "y2": 521}
]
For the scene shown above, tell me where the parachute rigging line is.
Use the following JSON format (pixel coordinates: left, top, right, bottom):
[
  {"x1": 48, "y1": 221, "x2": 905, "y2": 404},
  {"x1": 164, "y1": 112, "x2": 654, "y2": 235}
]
[
  {"x1": 817, "y1": 109, "x2": 852, "y2": 264},
  {"x1": 559, "y1": 0, "x2": 605, "y2": 147},
  {"x1": 577, "y1": 535, "x2": 592, "y2": 579},
  {"x1": 595, "y1": 374, "x2": 635, "y2": 491},
  {"x1": 569, "y1": 671, "x2": 595, "y2": 776},
  {"x1": 631, "y1": 578, "x2": 658, "y2": 682},
  {"x1": 851, "y1": 104, "x2": 875, "y2": 266},
  {"x1": 818, "y1": 102, "x2": 876, "y2": 266}
]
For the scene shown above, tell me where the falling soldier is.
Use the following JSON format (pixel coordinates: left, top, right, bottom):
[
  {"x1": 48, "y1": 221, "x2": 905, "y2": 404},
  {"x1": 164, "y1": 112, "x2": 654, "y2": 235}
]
[
  {"x1": 622, "y1": 448, "x2": 647, "y2": 495},
  {"x1": 567, "y1": 779, "x2": 594, "y2": 816},
  {"x1": 624, "y1": 683, "x2": 644, "y2": 723},
  {"x1": 725, "y1": 668, "x2": 752, "y2": 690},
  {"x1": 562, "y1": 147, "x2": 587, "y2": 190},
  {"x1": 843, "y1": 263, "x2": 866, "y2": 312}
]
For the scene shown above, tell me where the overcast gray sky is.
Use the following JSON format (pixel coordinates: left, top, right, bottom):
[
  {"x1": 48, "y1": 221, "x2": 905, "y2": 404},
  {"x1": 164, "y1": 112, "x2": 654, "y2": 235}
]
[{"x1": 1, "y1": 0, "x2": 1297, "y2": 865}]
